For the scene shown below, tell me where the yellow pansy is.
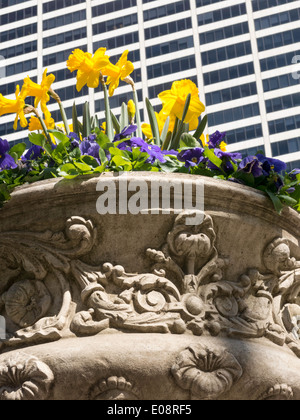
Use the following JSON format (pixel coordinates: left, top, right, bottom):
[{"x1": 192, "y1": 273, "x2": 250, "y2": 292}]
[
  {"x1": 0, "y1": 85, "x2": 28, "y2": 130},
  {"x1": 158, "y1": 79, "x2": 205, "y2": 130},
  {"x1": 67, "y1": 48, "x2": 110, "y2": 92},
  {"x1": 102, "y1": 50, "x2": 134, "y2": 97},
  {"x1": 23, "y1": 69, "x2": 55, "y2": 120}
]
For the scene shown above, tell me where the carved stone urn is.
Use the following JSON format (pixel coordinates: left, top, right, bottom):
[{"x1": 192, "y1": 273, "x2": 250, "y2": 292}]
[{"x1": 0, "y1": 172, "x2": 299, "y2": 401}]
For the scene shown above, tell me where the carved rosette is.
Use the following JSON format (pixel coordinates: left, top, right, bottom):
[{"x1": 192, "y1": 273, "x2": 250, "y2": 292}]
[
  {"x1": 89, "y1": 376, "x2": 140, "y2": 400},
  {"x1": 0, "y1": 352, "x2": 54, "y2": 400},
  {"x1": 171, "y1": 344, "x2": 243, "y2": 400}
]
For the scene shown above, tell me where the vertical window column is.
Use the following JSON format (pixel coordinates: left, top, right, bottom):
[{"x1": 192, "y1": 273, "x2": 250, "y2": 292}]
[
  {"x1": 86, "y1": 0, "x2": 95, "y2": 115},
  {"x1": 190, "y1": 0, "x2": 207, "y2": 132},
  {"x1": 246, "y1": 0, "x2": 272, "y2": 156},
  {"x1": 37, "y1": 0, "x2": 43, "y2": 83},
  {"x1": 137, "y1": 0, "x2": 149, "y2": 120}
]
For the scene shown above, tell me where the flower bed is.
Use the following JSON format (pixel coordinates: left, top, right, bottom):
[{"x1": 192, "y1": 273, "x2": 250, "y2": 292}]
[{"x1": 0, "y1": 47, "x2": 299, "y2": 214}]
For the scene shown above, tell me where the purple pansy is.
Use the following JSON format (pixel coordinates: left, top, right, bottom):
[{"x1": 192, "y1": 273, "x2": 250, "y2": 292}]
[
  {"x1": 208, "y1": 131, "x2": 227, "y2": 149},
  {"x1": 178, "y1": 148, "x2": 206, "y2": 168},
  {"x1": 68, "y1": 132, "x2": 80, "y2": 150},
  {"x1": 114, "y1": 125, "x2": 137, "y2": 141},
  {"x1": 0, "y1": 138, "x2": 17, "y2": 171},
  {"x1": 22, "y1": 145, "x2": 44, "y2": 161},
  {"x1": 256, "y1": 154, "x2": 286, "y2": 175},
  {"x1": 289, "y1": 168, "x2": 300, "y2": 180},
  {"x1": 208, "y1": 149, "x2": 242, "y2": 173},
  {"x1": 79, "y1": 139, "x2": 101, "y2": 165},
  {"x1": 238, "y1": 156, "x2": 263, "y2": 178}
]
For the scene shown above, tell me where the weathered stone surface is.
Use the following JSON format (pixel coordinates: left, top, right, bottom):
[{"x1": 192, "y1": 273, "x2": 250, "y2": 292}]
[{"x1": 0, "y1": 173, "x2": 299, "y2": 400}]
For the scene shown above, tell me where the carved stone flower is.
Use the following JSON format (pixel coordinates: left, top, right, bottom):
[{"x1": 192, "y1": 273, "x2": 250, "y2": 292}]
[
  {"x1": 0, "y1": 352, "x2": 54, "y2": 400},
  {"x1": 171, "y1": 344, "x2": 243, "y2": 400}
]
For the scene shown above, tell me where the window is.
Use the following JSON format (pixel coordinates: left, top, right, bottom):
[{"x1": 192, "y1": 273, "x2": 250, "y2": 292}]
[
  {"x1": 144, "y1": 0, "x2": 190, "y2": 21},
  {"x1": 145, "y1": 18, "x2": 191, "y2": 40},
  {"x1": 202, "y1": 41, "x2": 251, "y2": 65},
  {"x1": 43, "y1": 27, "x2": 87, "y2": 49},
  {"x1": 200, "y1": 22, "x2": 249, "y2": 44},
  {"x1": 198, "y1": 4, "x2": 246, "y2": 26},
  {"x1": 208, "y1": 103, "x2": 260, "y2": 126},
  {"x1": 93, "y1": 14, "x2": 138, "y2": 35},
  {"x1": 146, "y1": 36, "x2": 193, "y2": 58},
  {"x1": 93, "y1": 0, "x2": 137, "y2": 17},
  {"x1": 147, "y1": 56, "x2": 196, "y2": 79}
]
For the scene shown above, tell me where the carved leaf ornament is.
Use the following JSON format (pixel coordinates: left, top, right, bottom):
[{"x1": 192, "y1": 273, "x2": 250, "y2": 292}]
[{"x1": 0, "y1": 210, "x2": 299, "y2": 361}]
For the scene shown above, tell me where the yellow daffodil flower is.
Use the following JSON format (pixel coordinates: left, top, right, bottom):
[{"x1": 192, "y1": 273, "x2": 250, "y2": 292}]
[
  {"x1": 127, "y1": 99, "x2": 136, "y2": 118},
  {"x1": 102, "y1": 50, "x2": 134, "y2": 97},
  {"x1": 0, "y1": 85, "x2": 28, "y2": 130},
  {"x1": 28, "y1": 115, "x2": 55, "y2": 132},
  {"x1": 142, "y1": 110, "x2": 176, "y2": 140},
  {"x1": 23, "y1": 69, "x2": 55, "y2": 121},
  {"x1": 67, "y1": 48, "x2": 110, "y2": 92},
  {"x1": 158, "y1": 79, "x2": 205, "y2": 130}
]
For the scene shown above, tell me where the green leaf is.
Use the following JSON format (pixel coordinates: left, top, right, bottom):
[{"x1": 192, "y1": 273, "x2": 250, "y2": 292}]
[
  {"x1": 29, "y1": 133, "x2": 46, "y2": 147},
  {"x1": 170, "y1": 94, "x2": 191, "y2": 150},
  {"x1": 58, "y1": 163, "x2": 80, "y2": 179},
  {"x1": 9, "y1": 143, "x2": 26, "y2": 160},
  {"x1": 194, "y1": 115, "x2": 208, "y2": 141},
  {"x1": 72, "y1": 102, "x2": 81, "y2": 137},
  {"x1": 99, "y1": 148, "x2": 108, "y2": 165},
  {"x1": 277, "y1": 195, "x2": 298, "y2": 206},
  {"x1": 73, "y1": 161, "x2": 93, "y2": 172},
  {"x1": 111, "y1": 112, "x2": 120, "y2": 134},
  {"x1": 83, "y1": 102, "x2": 91, "y2": 138},
  {"x1": 145, "y1": 98, "x2": 161, "y2": 146},
  {"x1": 180, "y1": 133, "x2": 200, "y2": 149},
  {"x1": 48, "y1": 130, "x2": 69, "y2": 144},
  {"x1": 160, "y1": 116, "x2": 170, "y2": 145},
  {"x1": 119, "y1": 102, "x2": 129, "y2": 131},
  {"x1": 203, "y1": 147, "x2": 223, "y2": 169},
  {"x1": 266, "y1": 190, "x2": 284, "y2": 214}
]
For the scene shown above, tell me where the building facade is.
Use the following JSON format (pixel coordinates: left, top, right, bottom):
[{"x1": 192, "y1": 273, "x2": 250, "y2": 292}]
[{"x1": 0, "y1": 0, "x2": 300, "y2": 170}]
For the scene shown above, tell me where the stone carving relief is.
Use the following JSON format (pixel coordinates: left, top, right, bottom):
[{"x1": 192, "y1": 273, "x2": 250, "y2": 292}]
[
  {"x1": 89, "y1": 376, "x2": 140, "y2": 400},
  {"x1": 0, "y1": 210, "x2": 300, "y2": 359},
  {"x1": 258, "y1": 384, "x2": 294, "y2": 401},
  {"x1": 171, "y1": 343, "x2": 243, "y2": 400},
  {"x1": 0, "y1": 352, "x2": 54, "y2": 400}
]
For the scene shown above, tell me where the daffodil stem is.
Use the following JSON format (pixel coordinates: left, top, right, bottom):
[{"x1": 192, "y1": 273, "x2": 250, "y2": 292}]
[
  {"x1": 132, "y1": 88, "x2": 142, "y2": 139},
  {"x1": 34, "y1": 110, "x2": 51, "y2": 144},
  {"x1": 101, "y1": 78, "x2": 114, "y2": 142},
  {"x1": 58, "y1": 101, "x2": 70, "y2": 135}
]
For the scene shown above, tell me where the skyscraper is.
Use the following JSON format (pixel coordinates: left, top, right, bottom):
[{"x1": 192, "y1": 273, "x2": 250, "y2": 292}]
[{"x1": 0, "y1": 0, "x2": 300, "y2": 170}]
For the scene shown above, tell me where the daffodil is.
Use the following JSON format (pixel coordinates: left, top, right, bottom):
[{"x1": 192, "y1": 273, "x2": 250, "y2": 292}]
[
  {"x1": 23, "y1": 69, "x2": 55, "y2": 121},
  {"x1": 28, "y1": 115, "x2": 55, "y2": 132},
  {"x1": 158, "y1": 79, "x2": 205, "y2": 129},
  {"x1": 127, "y1": 99, "x2": 136, "y2": 123},
  {"x1": 0, "y1": 85, "x2": 28, "y2": 130},
  {"x1": 67, "y1": 48, "x2": 110, "y2": 92},
  {"x1": 142, "y1": 110, "x2": 176, "y2": 140},
  {"x1": 102, "y1": 50, "x2": 134, "y2": 97}
]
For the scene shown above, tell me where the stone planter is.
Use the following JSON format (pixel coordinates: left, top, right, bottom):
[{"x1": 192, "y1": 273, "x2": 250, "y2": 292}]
[{"x1": 0, "y1": 172, "x2": 299, "y2": 400}]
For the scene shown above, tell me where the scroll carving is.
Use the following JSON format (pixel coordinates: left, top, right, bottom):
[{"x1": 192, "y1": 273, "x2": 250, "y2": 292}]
[
  {"x1": 0, "y1": 217, "x2": 97, "y2": 350},
  {"x1": 0, "y1": 210, "x2": 300, "y2": 359}
]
